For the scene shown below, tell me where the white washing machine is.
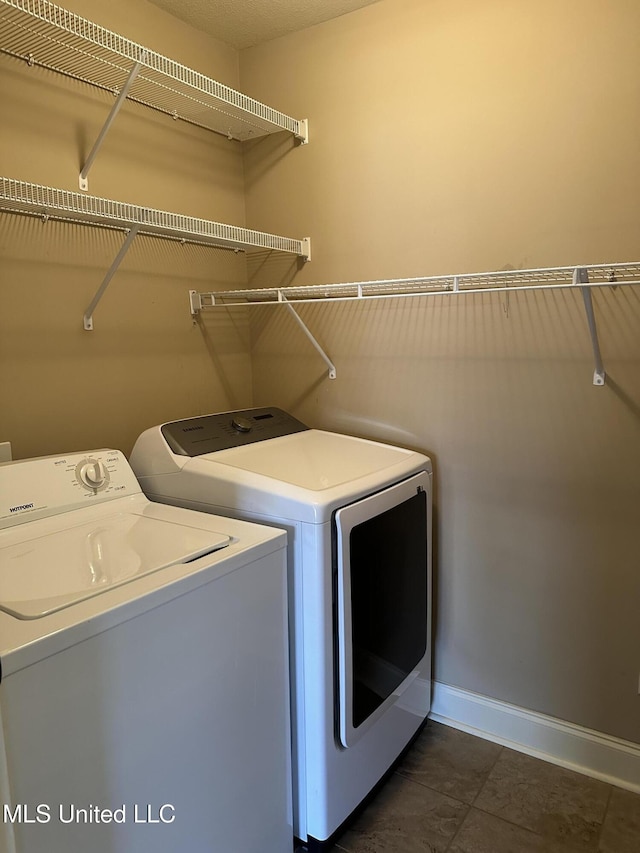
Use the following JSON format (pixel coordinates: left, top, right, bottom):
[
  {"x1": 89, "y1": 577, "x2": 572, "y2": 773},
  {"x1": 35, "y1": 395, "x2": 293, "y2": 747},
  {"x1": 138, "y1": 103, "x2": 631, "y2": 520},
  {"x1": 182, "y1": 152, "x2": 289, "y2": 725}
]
[
  {"x1": 0, "y1": 449, "x2": 291, "y2": 853},
  {"x1": 130, "y1": 407, "x2": 433, "y2": 850}
]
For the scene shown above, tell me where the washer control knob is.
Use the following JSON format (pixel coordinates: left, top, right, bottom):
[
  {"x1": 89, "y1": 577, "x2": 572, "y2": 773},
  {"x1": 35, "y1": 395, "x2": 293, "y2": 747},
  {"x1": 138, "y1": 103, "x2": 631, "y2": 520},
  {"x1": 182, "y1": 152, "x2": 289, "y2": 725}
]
[
  {"x1": 79, "y1": 460, "x2": 107, "y2": 490},
  {"x1": 231, "y1": 416, "x2": 253, "y2": 434}
]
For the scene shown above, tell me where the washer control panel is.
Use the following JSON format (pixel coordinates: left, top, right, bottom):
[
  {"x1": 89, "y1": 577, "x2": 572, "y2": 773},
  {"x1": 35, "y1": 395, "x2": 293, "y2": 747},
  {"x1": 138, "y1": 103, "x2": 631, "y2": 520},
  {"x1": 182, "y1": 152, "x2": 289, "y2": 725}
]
[
  {"x1": 161, "y1": 407, "x2": 309, "y2": 456},
  {"x1": 0, "y1": 450, "x2": 141, "y2": 529}
]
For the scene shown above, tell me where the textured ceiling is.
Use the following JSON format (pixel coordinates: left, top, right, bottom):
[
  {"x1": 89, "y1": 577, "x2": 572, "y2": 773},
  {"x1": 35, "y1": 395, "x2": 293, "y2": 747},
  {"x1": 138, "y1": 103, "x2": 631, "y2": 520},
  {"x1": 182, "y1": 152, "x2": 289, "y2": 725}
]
[{"x1": 146, "y1": 0, "x2": 382, "y2": 49}]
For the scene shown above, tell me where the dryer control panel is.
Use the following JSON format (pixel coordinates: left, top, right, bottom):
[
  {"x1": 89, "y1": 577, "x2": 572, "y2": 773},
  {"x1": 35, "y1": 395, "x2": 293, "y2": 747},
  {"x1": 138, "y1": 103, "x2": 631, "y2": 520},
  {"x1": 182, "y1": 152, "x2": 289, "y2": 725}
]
[
  {"x1": 161, "y1": 407, "x2": 309, "y2": 456},
  {"x1": 0, "y1": 450, "x2": 141, "y2": 529}
]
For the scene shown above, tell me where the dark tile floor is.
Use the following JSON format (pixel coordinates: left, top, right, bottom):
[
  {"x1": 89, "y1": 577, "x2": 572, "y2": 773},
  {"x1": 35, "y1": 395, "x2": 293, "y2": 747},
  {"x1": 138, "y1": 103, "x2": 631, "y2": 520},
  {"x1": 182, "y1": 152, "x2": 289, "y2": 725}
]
[{"x1": 320, "y1": 721, "x2": 640, "y2": 853}]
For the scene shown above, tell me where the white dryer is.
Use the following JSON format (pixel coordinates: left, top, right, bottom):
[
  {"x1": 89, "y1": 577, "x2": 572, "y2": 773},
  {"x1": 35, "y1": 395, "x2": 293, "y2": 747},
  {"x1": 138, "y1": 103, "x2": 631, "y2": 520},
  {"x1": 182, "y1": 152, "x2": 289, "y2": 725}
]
[
  {"x1": 130, "y1": 407, "x2": 433, "y2": 851},
  {"x1": 0, "y1": 450, "x2": 291, "y2": 853}
]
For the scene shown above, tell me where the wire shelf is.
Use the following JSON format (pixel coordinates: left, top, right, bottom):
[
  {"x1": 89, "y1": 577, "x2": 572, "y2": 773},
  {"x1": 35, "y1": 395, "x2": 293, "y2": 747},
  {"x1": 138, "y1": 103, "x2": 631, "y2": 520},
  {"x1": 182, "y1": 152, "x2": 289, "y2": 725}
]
[
  {"x1": 189, "y1": 262, "x2": 640, "y2": 385},
  {"x1": 193, "y1": 263, "x2": 640, "y2": 308},
  {"x1": 0, "y1": 177, "x2": 311, "y2": 256},
  {"x1": 0, "y1": 0, "x2": 308, "y2": 142},
  {"x1": 189, "y1": 262, "x2": 639, "y2": 385}
]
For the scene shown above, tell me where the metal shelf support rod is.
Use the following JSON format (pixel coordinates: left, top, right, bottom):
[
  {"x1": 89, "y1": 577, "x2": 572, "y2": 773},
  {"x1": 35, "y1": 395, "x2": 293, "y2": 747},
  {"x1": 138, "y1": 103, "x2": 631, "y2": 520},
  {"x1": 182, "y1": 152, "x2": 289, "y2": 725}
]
[
  {"x1": 79, "y1": 57, "x2": 145, "y2": 191},
  {"x1": 280, "y1": 295, "x2": 337, "y2": 379},
  {"x1": 575, "y1": 267, "x2": 605, "y2": 386},
  {"x1": 83, "y1": 224, "x2": 140, "y2": 330}
]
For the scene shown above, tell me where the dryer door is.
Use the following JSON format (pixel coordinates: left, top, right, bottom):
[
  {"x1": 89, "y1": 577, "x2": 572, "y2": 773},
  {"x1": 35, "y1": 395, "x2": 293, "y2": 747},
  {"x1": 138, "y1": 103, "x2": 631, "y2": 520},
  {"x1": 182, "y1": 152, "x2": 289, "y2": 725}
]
[{"x1": 335, "y1": 472, "x2": 431, "y2": 748}]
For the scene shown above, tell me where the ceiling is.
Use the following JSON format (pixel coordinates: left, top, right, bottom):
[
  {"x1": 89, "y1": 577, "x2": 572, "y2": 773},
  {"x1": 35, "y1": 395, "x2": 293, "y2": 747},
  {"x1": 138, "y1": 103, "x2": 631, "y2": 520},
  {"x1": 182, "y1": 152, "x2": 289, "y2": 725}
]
[{"x1": 146, "y1": 0, "x2": 382, "y2": 50}]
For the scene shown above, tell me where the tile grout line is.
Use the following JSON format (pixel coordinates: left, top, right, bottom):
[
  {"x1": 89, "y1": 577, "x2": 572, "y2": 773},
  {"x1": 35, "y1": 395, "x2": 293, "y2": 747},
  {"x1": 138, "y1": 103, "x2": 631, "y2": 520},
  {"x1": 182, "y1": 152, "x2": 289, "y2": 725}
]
[
  {"x1": 469, "y1": 743, "x2": 505, "y2": 808},
  {"x1": 465, "y1": 743, "x2": 616, "y2": 853},
  {"x1": 387, "y1": 771, "x2": 473, "y2": 853},
  {"x1": 443, "y1": 744, "x2": 507, "y2": 852},
  {"x1": 331, "y1": 725, "x2": 637, "y2": 853},
  {"x1": 442, "y1": 802, "x2": 472, "y2": 853},
  {"x1": 386, "y1": 770, "x2": 473, "y2": 853},
  {"x1": 595, "y1": 784, "x2": 614, "y2": 851}
]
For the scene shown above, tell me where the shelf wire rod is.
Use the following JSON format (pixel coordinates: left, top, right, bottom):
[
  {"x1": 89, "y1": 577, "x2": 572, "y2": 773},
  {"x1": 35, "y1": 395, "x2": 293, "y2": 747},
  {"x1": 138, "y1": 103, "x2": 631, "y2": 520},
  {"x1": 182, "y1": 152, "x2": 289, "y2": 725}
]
[
  {"x1": 79, "y1": 54, "x2": 145, "y2": 191},
  {"x1": 83, "y1": 224, "x2": 139, "y2": 330}
]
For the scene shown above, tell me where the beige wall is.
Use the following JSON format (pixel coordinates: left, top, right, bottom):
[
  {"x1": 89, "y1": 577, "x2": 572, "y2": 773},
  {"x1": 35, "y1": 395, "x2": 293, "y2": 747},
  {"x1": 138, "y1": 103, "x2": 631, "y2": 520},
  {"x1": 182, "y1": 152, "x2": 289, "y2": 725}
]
[
  {"x1": 0, "y1": 0, "x2": 252, "y2": 458},
  {"x1": 1, "y1": 0, "x2": 639, "y2": 747},
  {"x1": 240, "y1": 0, "x2": 640, "y2": 743}
]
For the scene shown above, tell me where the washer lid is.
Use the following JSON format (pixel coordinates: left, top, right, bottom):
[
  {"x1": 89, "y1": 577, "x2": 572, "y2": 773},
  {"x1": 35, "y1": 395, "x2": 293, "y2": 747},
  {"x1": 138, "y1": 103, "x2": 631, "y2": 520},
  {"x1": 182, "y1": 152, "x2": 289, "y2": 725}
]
[
  {"x1": 0, "y1": 512, "x2": 229, "y2": 619},
  {"x1": 202, "y1": 430, "x2": 414, "y2": 490}
]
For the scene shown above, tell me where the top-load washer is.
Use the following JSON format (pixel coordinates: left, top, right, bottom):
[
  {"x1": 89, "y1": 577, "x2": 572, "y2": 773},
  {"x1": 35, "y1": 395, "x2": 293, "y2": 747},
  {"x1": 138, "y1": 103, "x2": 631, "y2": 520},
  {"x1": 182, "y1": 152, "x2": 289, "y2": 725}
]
[
  {"x1": 130, "y1": 407, "x2": 433, "y2": 851},
  {"x1": 0, "y1": 449, "x2": 291, "y2": 853}
]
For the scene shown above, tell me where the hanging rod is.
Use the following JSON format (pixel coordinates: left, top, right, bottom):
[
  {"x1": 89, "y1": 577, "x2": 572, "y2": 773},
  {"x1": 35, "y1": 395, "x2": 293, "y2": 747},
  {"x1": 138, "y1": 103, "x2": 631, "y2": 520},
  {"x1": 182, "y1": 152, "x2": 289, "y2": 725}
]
[
  {"x1": 190, "y1": 262, "x2": 640, "y2": 385},
  {"x1": 0, "y1": 177, "x2": 310, "y2": 329},
  {"x1": 0, "y1": 0, "x2": 309, "y2": 144}
]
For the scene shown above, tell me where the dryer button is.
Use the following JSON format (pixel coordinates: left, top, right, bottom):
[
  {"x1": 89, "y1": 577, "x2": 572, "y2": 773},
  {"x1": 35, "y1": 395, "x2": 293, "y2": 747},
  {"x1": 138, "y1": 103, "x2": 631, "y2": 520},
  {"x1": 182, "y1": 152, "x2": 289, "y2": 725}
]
[{"x1": 231, "y1": 416, "x2": 253, "y2": 433}]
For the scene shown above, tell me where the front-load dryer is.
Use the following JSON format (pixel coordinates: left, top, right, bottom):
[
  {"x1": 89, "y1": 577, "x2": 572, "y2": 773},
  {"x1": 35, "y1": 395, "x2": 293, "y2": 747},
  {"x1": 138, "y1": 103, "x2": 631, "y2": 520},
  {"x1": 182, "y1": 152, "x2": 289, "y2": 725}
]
[
  {"x1": 0, "y1": 449, "x2": 291, "y2": 853},
  {"x1": 130, "y1": 407, "x2": 433, "y2": 851}
]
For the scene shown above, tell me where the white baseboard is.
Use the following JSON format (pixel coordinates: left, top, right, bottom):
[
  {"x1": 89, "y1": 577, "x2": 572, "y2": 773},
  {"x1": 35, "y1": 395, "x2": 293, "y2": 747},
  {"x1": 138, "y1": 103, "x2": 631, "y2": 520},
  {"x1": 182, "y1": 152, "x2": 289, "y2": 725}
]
[{"x1": 430, "y1": 681, "x2": 640, "y2": 794}]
